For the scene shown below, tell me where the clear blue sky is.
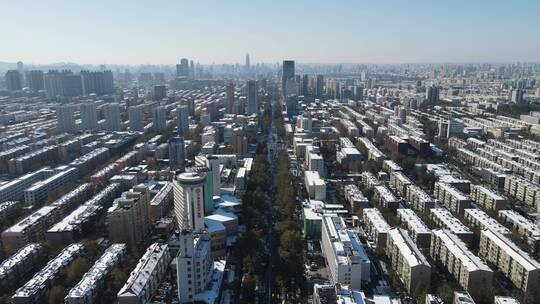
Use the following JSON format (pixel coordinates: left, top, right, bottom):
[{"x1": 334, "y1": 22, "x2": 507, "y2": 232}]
[{"x1": 1, "y1": 0, "x2": 539, "y2": 64}]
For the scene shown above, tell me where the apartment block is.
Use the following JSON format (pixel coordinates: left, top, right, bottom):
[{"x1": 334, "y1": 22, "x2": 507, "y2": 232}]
[
  {"x1": 470, "y1": 185, "x2": 508, "y2": 211},
  {"x1": 434, "y1": 182, "x2": 471, "y2": 215},
  {"x1": 463, "y1": 208, "x2": 510, "y2": 235},
  {"x1": 362, "y1": 208, "x2": 390, "y2": 248},
  {"x1": 386, "y1": 228, "x2": 431, "y2": 293},
  {"x1": 321, "y1": 216, "x2": 371, "y2": 290},
  {"x1": 397, "y1": 209, "x2": 432, "y2": 248},
  {"x1": 430, "y1": 208, "x2": 473, "y2": 244},
  {"x1": 373, "y1": 185, "x2": 399, "y2": 210},
  {"x1": 389, "y1": 171, "x2": 412, "y2": 196},
  {"x1": 117, "y1": 243, "x2": 171, "y2": 304},
  {"x1": 405, "y1": 184, "x2": 435, "y2": 213},
  {"x1": 430, "y1": 229, "x2": 493, "y2": 292},
  {"x1": 498, "y1": 210, "x2": 540, "y2": 254},
  {"x1": 478, "y1": 229, "x2": 540, "y2": 292}
]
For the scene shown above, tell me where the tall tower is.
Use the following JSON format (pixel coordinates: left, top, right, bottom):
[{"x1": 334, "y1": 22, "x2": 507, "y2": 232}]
[
  {"x1": 128, "y1": 104, "x2": 145, "y2": 132},
  {"x1": 176, "y1": 58, "x2": 190, "y2": 77},
  {"x1": 245, "y1": 53, "x2": 250, "y2": 69},
  {"x1": 226, "y1": 82, "x2": 235, "y2": 114},
  {"x1": 103, "y1": 103, "x2": 121, "y2": 131},
  {"x1": 173, "y1": 172, "x2": 207, "y2": 232},
  {"x1": 282, "y1": 60, "x2": 295, "y2": 96},
  {"x1": 56, "y1": 104, "x2": 78, "y2": 133},
  {"x1": 152, "y1": 106, "x2": 167, "y2": 133},
  {"x1": 246, "y1": 80, "x2": 258, "y2": 115},
  {"x1": 169, "y1": 137, "x2": 186, "y2": 171},
  {"x1": 5, "y1": 70, "x2": 22, "y2": 91},
  {"x1": 176, "y1": 105, "x2": 189, "y2": 136},
  {"x1": 80, "y1": 102, "x2": 99, "y2": 131}
]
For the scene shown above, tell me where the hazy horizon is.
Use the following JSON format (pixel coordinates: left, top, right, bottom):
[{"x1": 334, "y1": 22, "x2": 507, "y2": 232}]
[{"x1": 2, "y1": 0, "x2": 540, "y2": 65}]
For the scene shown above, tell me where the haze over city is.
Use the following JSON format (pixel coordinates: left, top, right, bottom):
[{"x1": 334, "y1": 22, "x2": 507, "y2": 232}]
[
  {"x1": 2, "y1": 0, "x2": 540, "y2": 64},
  {"x1": 1, "y1": 2, "x2": 540, "y2": 304}
]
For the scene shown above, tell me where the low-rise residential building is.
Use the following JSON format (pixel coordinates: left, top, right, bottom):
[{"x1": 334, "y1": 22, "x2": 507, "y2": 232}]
[
  {"x1": 0, "y1": 243, "x2": 43, "y2": 292},
  {"x1": 405, "y1": 184, "x2": 435, "y2": 213},
  {"x1": 343, "y1": 184, "x2": 369, "y2": 212},
  {"x1": 397, "y1": 209, "x2": 432, "y2": 248},
  {"x1": 362, "y1": 208, "x2": 390, "y2": 248},
  {"x1": 386, "y1": 228, "x2": 431, "y2": 293},
  {"x1": 463, "y1": 208, "x2": 510, "y2": 235},
  {"x1": 434, "y1": 182, "x2": 471, "y2": 215},
  {"x1": 478, "y1": 229, "x2": 540, "y2": 293},
  {"x1": 470, "y1": 185, "x2": 508, "y2": 211},
  {"x1": 430, "y1": 229, "x2": 493, "y2": 292},
  {"x1": 117, "y1": 243, "x2": 171, "y2": 304},
  {"x1": 389, "y1": 171, "x2": 412, "y2": 196},
  {"x1": 373, "y1": 185, "x2": 399, "y2": 210},
  {"x1": 321, "y1": 216, "x2": 371, "y2": 290},
  {"x1": 430, "y1": 208, "x2": 473, "y2": 244},
  {"x1": 12, "y1": 243, "x2": 85, "y2": 304},
  {"x1": 305, "y1": 170, "x2": 326, "y2": 201},
  {"x1": 66, "y1": 244, "x2": 127, "y2": 304},
  {"x1": 498, "y1": 209, "x2": 540, "y2": 254}
]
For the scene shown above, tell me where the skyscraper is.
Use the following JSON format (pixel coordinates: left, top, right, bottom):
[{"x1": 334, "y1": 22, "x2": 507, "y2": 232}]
[
  {"x1": 176, "y1": 58, "x2": 189, "y2": 77},
  {"x1": 152, "y1": 106, "x2": 167, "y2": 133},
  {"x1": 246, "y1": 80, "x2": 258, "y2": 115},
  {"x1": 103, "y1": 103, "x2": 121, "y2": 131},
  {"x1": 44, "y1": 70, "x2": 63, "y2": 98},
  {"x1": 80, "y1": 102, "x2": 99, "y2": 131},
  {"x1": 176, "y1": 105, "x2": 189, "y2": 136},
  {"x1": 315, "y1": 75, "x2": 324, "y2": 99},
  {"x1": 426, "y1": 85, "x2": 439, "y2": 104},
  {"x1": 169, "y1": 136, "x2": 185, "y2": 171},
  {"x1": 16, "y1": 61, "x2": 24, "y2": 85},
  {"x1": 173, "y1": 172, "x2": 207, "y2": 232},
  {"x1": 245, "y1": 53, "x2": 250, "y2": 69},
  {"x1": 5, "y1": 70, "x2": 22, "y2": 91},
  {"x1": 128, "y1": 104, "x2": 145, "y2": 132},
  {"x1": 282, "y1": 60, "x2": 295, "y2": 96},
  {"x1": 61, "y1": 73, "x2": 83, "y2": 97},
  {"x1": 226, "y1": 82, "x2": 235, "y2": 114},
  {"x1": 26, "y1": 70, "x2": 44, "y2": 92},
  {"x1": 153, "y1": 85, "x2": 167, "y2": 100},
  {"x1": 56, "y1": 104, "x2": 78, "y2": 133},
  {"x1": 80, "y1": 70, "x2": 113, "y2": 95}
]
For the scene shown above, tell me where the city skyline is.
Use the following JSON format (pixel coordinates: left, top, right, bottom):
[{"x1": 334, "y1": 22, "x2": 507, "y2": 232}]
[{"x1": 1, "y1": 0, "x2": 540, "y2": 65}]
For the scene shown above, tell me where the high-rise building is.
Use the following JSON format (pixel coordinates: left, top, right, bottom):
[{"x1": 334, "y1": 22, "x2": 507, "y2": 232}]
[
  {"x1": 510, "y1": 88, "x2": 524, "y2": 104},
  {"x1": 226, "y1": 82, "x2": 234, "y2": 114},
  {"x1": 245, "y1": 53, "x2": 250, "y2": 69},
  {"x1": 26, "y1": 70, "x2": 44, "y2": 92},
  {"x1": 246, "y1": 80, "x2": 258, "y2": 115},
  {"x1": 44, "y1": 70, "x2": 64, "y2": 98},
  {"x1": 282, "y1": 60, "x2": 295, "y2": 95},
  {"x1": 61, "y1": 73, "x2": 83, "y2": 97},
  {"x1": 169, "y1": 137, "x2": 186, "y2": 171},
  {"x1": 56, "y1": 104, "x2": 78, "y2": 133},
  {"x1": 176, "y1": 105, "x2": 189, "y2": 136},
  {"x1": 190, "y1": 60, "x2": 195, "y2": 78},
  {"x1": 315, "y1": 74, "x2": 324, "y2": 99},
  {"x1": 426, "y1": 85, "x2": 440, "y2": 104},
  {"x1": 103, "y1": 103, "x2": 121, "y2": 131},
  {"x1": 176, "y1": 58, "x2": 189, "y2": 77},
  {"x1": 176, "y1": 231, "x2": 213, "y2": 303},
  {"x1": 152, "y1": 106, "x2": 167, "y2": 133},
  {"x1": 5, "y1": 70, "x2": 22, "y2": 91},
  {"x1": 128, "y1": 104, "x2": 145, "y2": 132},
  {"x1": 80, "y1": 102, "x2": 99, "y2": 131},
  {"x1": 301, "y1": 74, "x2": 309, "y2": 96},
  {"x1": 80, "y1": 70, "x2": 113, "y2": 95},
  {"x1": 16, "y1": 61, "x2": 24, "y2": 85},
  {"x1": 232, "y1": 127, "x2": 247, "y2": 155},
  {"x1": 106, "y1": 185, "x2": 151, "y2": 250},
  {"x1": 153, "y1": 85, "x2": 167, "y2": 100},
  {"x1": 173, "y1": 172, "x2": 207, "y2": 232}
]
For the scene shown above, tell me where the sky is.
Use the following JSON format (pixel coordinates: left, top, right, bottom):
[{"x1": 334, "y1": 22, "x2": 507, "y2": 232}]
[{"x1": 1, "y1": 0, "x2": 539, "y2": 65}]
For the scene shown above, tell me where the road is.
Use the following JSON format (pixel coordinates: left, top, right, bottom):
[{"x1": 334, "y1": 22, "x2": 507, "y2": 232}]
[{"x1": 262, "y1": 99, "x2": 280, "y2": 304}]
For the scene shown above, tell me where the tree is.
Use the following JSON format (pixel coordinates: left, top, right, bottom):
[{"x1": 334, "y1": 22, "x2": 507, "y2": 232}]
[
  {"x1": 109, "y1": 268, "x2": 128, "y2": 290},
  {"x1": 65, "y1": 257, "x2": 90, "y2": 286},
  {"x1": 47, "y1": 285, "x2": 65, "y2": 304}
]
